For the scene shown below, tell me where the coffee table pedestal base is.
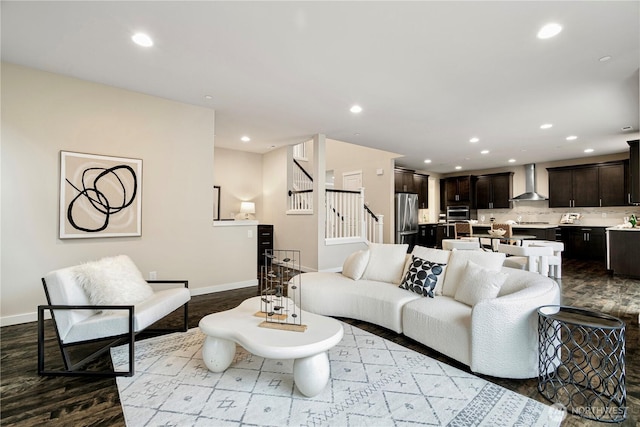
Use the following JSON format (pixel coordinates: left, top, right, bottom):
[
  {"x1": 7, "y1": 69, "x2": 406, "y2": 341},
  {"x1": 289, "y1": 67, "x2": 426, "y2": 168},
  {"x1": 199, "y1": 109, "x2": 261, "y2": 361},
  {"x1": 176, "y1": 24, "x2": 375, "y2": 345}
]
[
  {"x1": 293, "y1": 352, "x2": 330, "y2": 397},
  {"x1": 202, "y1": 336, "x2": 235, "y2": 373}
]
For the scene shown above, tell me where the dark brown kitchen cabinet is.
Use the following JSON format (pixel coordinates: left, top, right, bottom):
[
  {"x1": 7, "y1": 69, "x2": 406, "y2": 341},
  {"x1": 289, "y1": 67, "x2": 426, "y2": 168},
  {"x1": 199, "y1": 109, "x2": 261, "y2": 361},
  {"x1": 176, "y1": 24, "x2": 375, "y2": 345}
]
[
  {"x1": 598, "y1": 162, "x2": 627, "y2": 206},
  {"x1": 394, "y1": 169, "x2": 414, "y2": 193},
  {"x1": 413, "y1": 173, "x2": 429, "y2": 208},
  {"x1": 418, "y1": 224, "x2": 437, "y2": 247},
  {"x1": 444, "y1": 176, "x2": 473, "y2": 205},
  {"x1": 475, "y1": 172, "x2": 513, "y2": 209},
  {"x1": 395, "y1": 169, "x2": 428, "y2": 208},
  {"x1": 547, "y1": 169, "x2": 574, "y2": 208},
  {"x1": 561, "y1": 226, "x2": 606, "y2": 261},
  {"x1": 609, "y1": 230, "x2": 640, "y2": 278},
  {"x1": 548, "y1": 162, "x2": 627, "y2": 208}
]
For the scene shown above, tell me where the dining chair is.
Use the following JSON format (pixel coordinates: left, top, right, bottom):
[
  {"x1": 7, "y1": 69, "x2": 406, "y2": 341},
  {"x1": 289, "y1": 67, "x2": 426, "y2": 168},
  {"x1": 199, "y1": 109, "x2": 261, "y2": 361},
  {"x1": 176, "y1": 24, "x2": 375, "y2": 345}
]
[
  {"x1": 497, "y1": 243, "x2": 554, "y2": 274},
  {"x1": 454, "y1": 222, "x2": 473, "y2": 239},
  {"x1": 522, "y1": 240, "x2": 564, "y2": 278},
  {"x1": 490, "y1": 223, "x2": 515, "y2": 250}
]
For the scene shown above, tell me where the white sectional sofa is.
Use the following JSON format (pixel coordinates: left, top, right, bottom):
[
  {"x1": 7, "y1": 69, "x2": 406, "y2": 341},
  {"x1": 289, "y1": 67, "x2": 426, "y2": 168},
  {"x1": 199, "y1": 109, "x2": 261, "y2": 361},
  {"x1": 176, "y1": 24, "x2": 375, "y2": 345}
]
[{"x1": 291, "y1": 243, "x2": 560, "y2": 379}]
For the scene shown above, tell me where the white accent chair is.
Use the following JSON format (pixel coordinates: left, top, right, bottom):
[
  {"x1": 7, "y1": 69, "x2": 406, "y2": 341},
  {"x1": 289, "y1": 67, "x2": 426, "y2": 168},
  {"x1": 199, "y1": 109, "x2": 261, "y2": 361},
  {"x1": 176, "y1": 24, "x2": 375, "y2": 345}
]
[
  {"x1": 522, "y1": 240, "x2": 564, "y2": 278},
  {"x1": 442, "y1": 239, "x2": 480, "y2": 251},
  {"x1": 497, "y1": 243, "x2": 554, "y2": 275},
  {"x1": 38, "y1": 255, "x2": 191, "y2": 377}
]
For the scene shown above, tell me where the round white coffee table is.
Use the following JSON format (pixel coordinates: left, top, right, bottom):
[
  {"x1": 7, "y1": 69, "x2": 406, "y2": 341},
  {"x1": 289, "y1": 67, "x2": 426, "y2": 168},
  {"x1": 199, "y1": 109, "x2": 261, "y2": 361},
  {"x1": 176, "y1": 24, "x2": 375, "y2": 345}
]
[{"x1": 198, "y1": 296, "x2": 343, "y2": 397}]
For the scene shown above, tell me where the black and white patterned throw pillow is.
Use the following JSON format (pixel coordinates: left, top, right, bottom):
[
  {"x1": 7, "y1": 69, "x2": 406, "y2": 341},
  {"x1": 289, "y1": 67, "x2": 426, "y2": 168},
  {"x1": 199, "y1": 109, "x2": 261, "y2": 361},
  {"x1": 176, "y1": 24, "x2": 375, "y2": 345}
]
[{"x1": 399, "y1": 255, "x2": 447, "y2": 298}]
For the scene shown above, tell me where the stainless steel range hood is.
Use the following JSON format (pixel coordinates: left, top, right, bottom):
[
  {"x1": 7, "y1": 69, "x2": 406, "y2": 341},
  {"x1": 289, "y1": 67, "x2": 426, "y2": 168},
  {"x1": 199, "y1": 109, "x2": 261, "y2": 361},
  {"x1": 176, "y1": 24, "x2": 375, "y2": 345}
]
[{"x1": 510, "y1": 164, "x2": 548, "y2": 201}]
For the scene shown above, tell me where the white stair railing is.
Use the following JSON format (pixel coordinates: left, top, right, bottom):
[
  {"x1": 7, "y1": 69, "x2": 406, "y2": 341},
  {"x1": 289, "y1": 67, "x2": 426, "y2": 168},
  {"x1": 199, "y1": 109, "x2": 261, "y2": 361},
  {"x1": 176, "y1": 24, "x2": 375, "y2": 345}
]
[
  {"x1": 364, "y1": 204, "x2": 384, "y2": 244},
  {"x1": 288, "y1": 189, "x2": 313, "y2": 213},
  {"x1": 292, "y1": 159, "x2": 313, "y2": 192},
  {"x1": 325, "y1": 189, "x2": 365, "y2": 243}
]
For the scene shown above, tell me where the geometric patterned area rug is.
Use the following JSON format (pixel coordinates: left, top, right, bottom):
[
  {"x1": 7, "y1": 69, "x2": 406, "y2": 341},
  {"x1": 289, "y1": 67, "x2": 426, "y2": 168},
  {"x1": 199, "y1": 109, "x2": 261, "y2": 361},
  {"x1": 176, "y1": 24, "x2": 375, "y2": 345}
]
[{"x1": 111, "y1": 324, "x2": 563, "y2": 426}]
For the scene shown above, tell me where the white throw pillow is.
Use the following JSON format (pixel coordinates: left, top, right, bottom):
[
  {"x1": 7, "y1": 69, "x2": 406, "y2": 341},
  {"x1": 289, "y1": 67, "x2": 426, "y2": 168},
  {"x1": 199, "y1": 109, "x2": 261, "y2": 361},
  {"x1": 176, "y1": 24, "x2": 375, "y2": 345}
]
[
  {"x1": 442, "y1": 250, "x2": 506, "y2": 297},
  {"x1": 342, "y1": 250, "x2": 370, "y2": 280},
  {"x1": 74, "y1": 255, "x2": 154, "y2": 311},
  {"x1": 361, "y1": 243, "x2": 409, "y2": 284},
  {"x1": 454, "y1": 260, "x2": 508, "y2": 306}
]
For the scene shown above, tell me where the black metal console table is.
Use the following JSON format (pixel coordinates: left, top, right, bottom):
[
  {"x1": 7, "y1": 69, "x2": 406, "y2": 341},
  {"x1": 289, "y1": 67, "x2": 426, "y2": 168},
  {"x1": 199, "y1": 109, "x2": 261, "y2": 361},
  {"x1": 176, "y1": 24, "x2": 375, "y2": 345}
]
[{"x1": 538, "y1": 305, "x2": 626, "y2": 423}]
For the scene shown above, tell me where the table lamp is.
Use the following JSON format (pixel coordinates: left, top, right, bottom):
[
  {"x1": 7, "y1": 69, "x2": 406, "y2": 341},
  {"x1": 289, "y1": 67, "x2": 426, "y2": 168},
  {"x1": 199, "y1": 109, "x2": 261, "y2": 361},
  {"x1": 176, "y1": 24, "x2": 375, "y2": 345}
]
[{"x1": 239, "y1": 201, "x2": 255, "y2": 220}]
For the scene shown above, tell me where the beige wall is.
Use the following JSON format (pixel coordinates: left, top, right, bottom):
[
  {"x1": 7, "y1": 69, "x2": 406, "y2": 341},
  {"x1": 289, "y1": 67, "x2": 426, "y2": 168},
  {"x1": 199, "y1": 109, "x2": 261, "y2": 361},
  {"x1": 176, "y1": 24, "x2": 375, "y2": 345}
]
[
  {"x1": 214, "y1": 147, "x2": 263, "y2": 220},
  {"x1": 262, "y1": 146, "x2": 318, "y2": 271},
  {"x1": 1, "y1": 63, "x2": 256, "y2": 325},
  {"x1": 326, "y1": 139, "x2": 398, "y2": 242}
]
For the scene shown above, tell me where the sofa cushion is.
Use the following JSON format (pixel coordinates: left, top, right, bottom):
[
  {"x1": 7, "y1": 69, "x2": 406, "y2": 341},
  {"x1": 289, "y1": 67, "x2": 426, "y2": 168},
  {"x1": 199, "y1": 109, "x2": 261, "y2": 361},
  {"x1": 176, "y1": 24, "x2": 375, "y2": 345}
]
[
  {"x1": 399, "y1": 255, "x2": 447, "y2": 298},
  {"x1": 73, "y1": 255, "x2": 154, "y2": 312},
  {"x1": 408, "y1": 246, "x2": 451, "y2": 295},
  {"x1": 442, "y1": 250, "x2": 506, "y2": 297},
  {"x1": 342, "y1": 249, "x2": 370, "y2": 280},
  {"x1": 361, "y1": 243, "x2": 408, "y2": 284},
  {"x1": 454, "y1": 260, "x2": 507, "y2": 306},
  {"x1": 291, "y1": 272, "x2": 421, "y2": 333},
  {"x1": 402, "y1": 296, "x2": 472, "y2": 366}
]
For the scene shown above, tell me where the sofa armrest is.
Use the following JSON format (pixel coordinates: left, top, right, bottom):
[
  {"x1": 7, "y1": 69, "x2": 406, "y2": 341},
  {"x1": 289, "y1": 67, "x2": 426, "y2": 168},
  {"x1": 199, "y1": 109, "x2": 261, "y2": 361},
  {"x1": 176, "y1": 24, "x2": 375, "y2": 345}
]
[{"x1": 470, "y1": 281, "x2": 560, "y2": 378}]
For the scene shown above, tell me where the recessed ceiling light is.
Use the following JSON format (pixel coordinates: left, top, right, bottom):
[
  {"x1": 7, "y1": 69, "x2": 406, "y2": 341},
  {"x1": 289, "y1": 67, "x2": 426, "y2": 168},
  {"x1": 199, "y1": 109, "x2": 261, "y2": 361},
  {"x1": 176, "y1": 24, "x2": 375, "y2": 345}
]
[
  {"x1": 540, "y1": 123, "x2": 553, "y2": 129},
  {"x1": 508, "y1": 159, "x2": 516, "y2": 163},
  {"x1": 537, "y1": 23, "x2": 562, "y2": 39},
  {"x1": 566, "y1": 135, "x2": 578, "y2": 141},
  {"x1": 204, "y1": 95, "x2": 213, "y2": 100},
  {"x1": 132, "y1": 32, "x2": 153, "y2": 47},
  {"x1": 584, "y1": 148, "x2": 594, "y2": 153},
  {"x1": 455, "y1": 166, "x2": 462, "y2": 170},
  {"x1": 599, "y1": 55, "x2": 612, "y2": 62},
  {"x1": 481, "y1": 150, "x2": 490, "y2": 154},
  {"x1": 350, "y1": 105, "x2": 362, "y2": 113},
  {"x1": 469, "y1": 137, "x2": 479, "y2": 143},
  {"x1": 424, "y1": 159, "x2": 432, "y2": 164},
  {"x1": 241, "y1": 136, "x2": 251, "y2": 142}
]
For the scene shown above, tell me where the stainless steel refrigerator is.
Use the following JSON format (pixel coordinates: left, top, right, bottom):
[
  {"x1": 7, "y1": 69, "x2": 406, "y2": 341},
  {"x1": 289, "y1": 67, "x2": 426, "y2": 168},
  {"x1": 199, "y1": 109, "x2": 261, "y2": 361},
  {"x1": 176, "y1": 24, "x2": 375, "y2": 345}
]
[{"x1": 395, "y1": 193, "x2": 418, "y2": 247}]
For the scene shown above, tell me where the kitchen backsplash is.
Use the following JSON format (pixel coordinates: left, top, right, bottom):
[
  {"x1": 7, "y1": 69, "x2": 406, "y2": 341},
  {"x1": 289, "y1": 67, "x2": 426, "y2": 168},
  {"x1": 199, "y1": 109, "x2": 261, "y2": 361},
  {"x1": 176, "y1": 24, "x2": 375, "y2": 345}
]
[{"x1": 477, "y1": 202, "x2": 640, "y2": 226}]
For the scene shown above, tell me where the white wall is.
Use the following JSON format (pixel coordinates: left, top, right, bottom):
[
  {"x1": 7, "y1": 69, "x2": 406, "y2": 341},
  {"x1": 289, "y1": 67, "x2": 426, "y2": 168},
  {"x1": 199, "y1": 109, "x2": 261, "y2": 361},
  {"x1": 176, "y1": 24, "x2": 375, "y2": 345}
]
[{"x1": 1, "y1": 63, "x2": 256, "y2": 325}]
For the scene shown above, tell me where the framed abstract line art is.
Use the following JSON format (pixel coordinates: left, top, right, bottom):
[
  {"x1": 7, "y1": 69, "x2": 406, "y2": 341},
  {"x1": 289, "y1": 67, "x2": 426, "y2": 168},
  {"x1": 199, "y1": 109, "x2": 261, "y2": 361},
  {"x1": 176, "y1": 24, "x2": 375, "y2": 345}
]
[{"x1": 59, "y1": 151, "x2": 142, "y2": 239}]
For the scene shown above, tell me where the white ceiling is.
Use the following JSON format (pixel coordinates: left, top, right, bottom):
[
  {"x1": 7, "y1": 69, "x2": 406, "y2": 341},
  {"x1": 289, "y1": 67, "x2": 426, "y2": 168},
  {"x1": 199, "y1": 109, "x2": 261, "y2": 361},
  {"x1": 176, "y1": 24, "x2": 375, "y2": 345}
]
[{"x1": 2, "y1": 1, "x2": 638, "y2": 173}]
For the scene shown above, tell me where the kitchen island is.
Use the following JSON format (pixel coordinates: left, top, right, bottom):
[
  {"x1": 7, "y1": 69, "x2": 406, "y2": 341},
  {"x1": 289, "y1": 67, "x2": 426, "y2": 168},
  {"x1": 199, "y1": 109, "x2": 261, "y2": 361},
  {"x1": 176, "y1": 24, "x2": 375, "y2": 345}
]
[{"x1": 607, "y1": 227, "x2": 640, "y2": 278}]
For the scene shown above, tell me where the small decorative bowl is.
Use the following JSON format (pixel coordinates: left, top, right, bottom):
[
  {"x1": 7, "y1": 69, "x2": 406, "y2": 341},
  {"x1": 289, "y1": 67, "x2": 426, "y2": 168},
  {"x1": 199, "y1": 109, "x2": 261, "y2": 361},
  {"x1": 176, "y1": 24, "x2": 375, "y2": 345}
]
[{"x1": 488, "y1": 229, "x2": 506, "y2": 237}]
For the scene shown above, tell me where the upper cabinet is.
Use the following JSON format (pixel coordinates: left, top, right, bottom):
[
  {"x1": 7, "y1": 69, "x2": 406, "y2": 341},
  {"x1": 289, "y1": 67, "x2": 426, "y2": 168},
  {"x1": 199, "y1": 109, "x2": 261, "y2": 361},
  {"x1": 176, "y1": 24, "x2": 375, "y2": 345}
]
[
  {"x1": 394, "y1": 168, "x2": 429, "y2": 208},
  {"x1": 475, "y1": 172, "x2": 513, "y2": 209},
  {"x1": 547, "y1": 161, "x2": 627, "y2": 208},
  {"x1": 444, "y1": 175, "x2": 473, "y2": 206}
]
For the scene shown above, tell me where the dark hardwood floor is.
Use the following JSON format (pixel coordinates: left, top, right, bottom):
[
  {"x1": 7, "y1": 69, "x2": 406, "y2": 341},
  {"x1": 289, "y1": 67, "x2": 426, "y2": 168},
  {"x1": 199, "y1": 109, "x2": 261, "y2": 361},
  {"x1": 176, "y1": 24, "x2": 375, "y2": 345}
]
[{"x1": 1, "y1": 259, "x2": 638, "y2": 426}]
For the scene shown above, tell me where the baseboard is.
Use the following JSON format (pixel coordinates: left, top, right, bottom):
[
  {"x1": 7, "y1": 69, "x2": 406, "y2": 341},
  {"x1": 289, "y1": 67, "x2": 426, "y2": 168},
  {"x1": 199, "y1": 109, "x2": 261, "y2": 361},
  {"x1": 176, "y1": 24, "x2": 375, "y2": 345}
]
[
  {"x1": 0, "y1": 279, "x2": 259, "y2": 327},
  {"x1": 1, "y1": 312, "x2": 51, "y2": 327},
  {"x1": 189, "y1": 279, "x2": 257, "y2": 296}
]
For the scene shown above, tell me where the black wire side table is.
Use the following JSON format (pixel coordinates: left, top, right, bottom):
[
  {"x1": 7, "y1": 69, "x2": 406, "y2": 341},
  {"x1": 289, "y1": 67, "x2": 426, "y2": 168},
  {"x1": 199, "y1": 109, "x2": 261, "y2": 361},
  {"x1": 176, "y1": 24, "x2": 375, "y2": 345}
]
[{"x1": 538, "y1": 305, "x2": 626, "y2": 423}]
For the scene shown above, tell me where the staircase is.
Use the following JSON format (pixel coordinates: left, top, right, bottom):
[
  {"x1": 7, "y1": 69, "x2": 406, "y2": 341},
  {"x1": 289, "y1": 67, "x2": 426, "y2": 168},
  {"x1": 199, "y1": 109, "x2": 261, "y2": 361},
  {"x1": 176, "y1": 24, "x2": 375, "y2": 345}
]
[{"x1": 288, "y1": 160, "x2": 384, "y2": 244}]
